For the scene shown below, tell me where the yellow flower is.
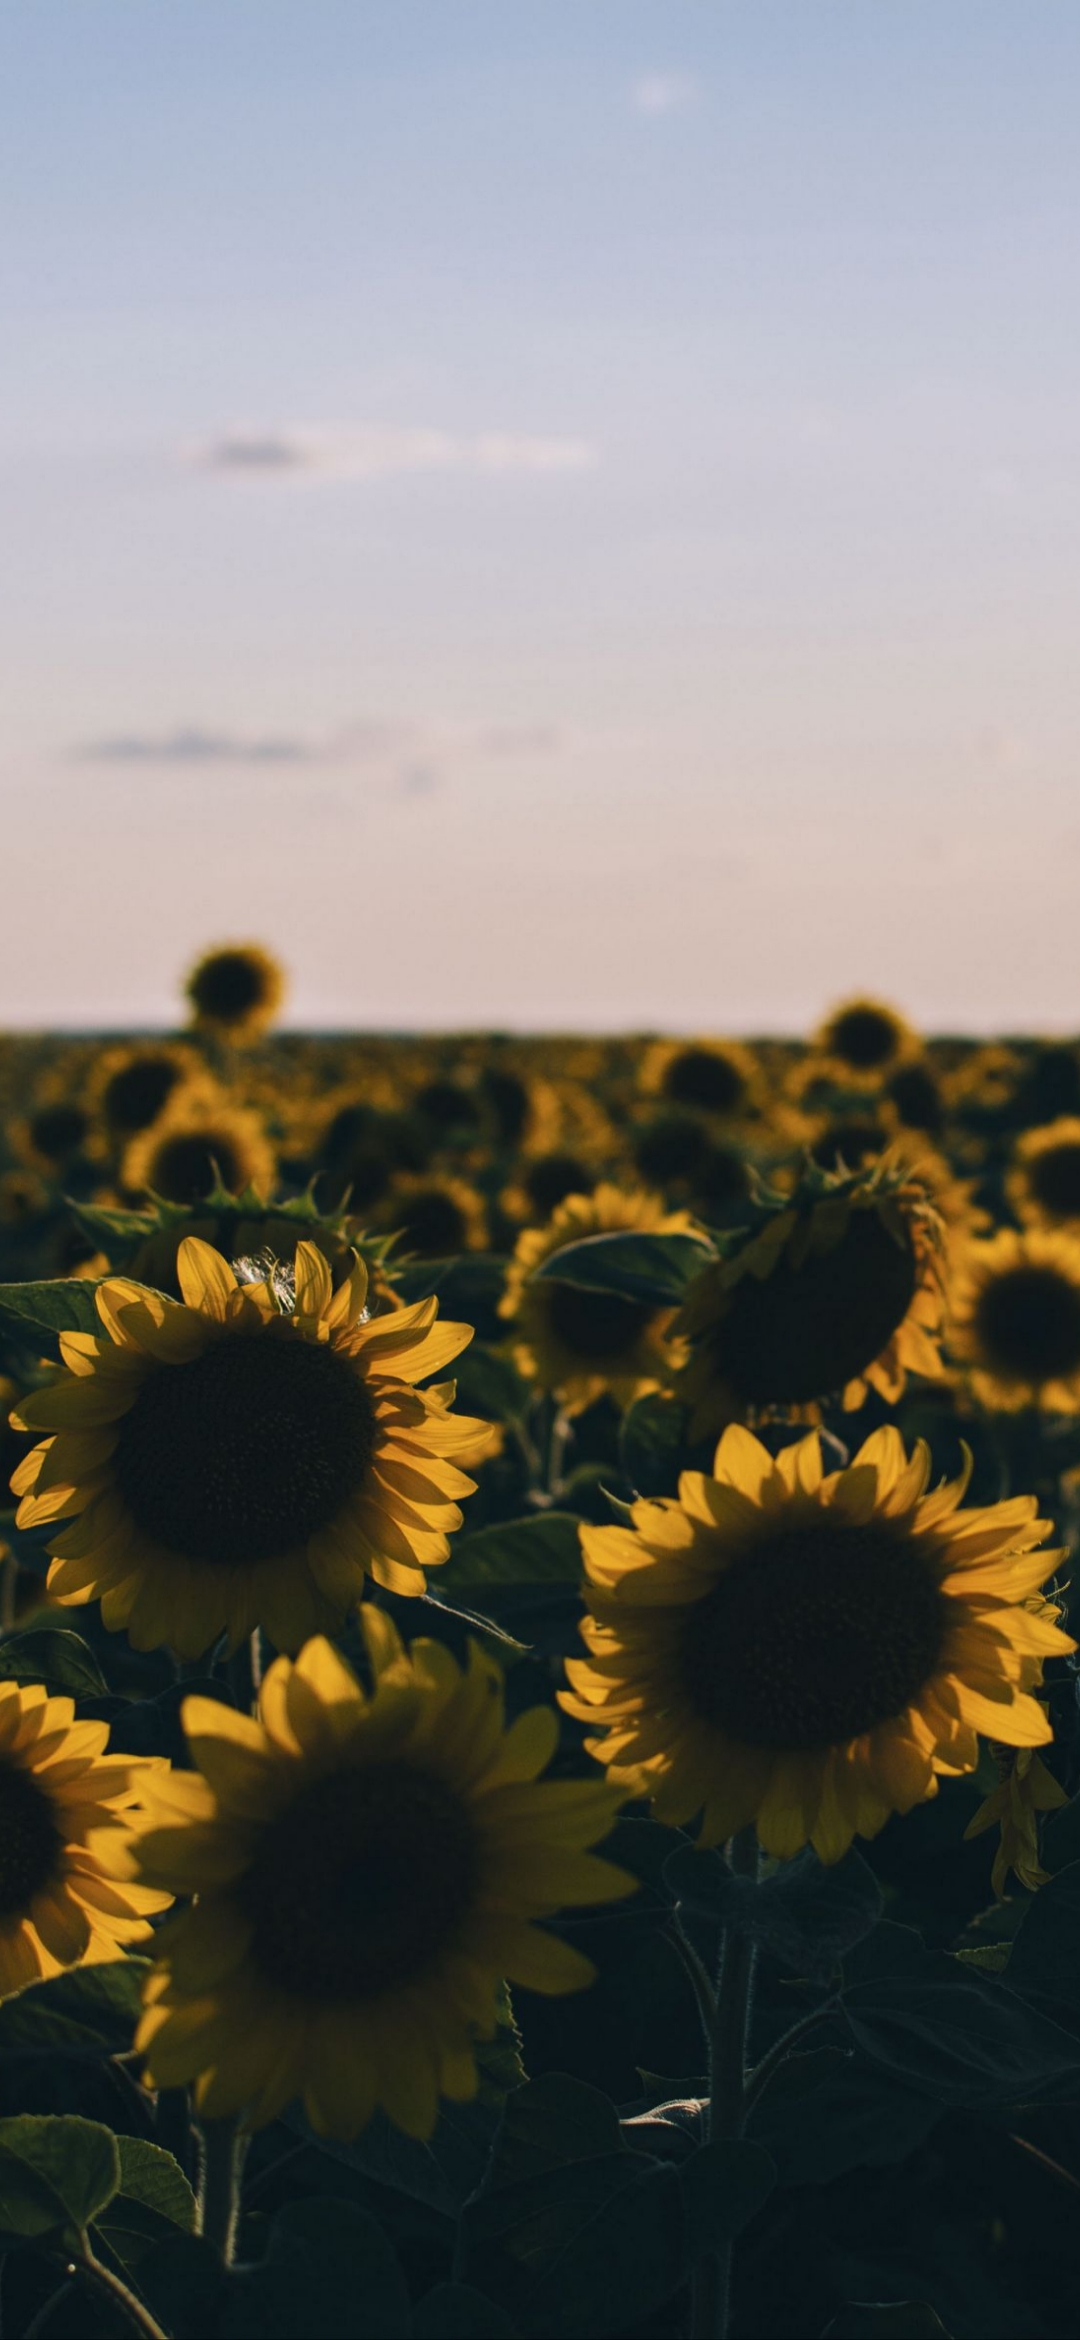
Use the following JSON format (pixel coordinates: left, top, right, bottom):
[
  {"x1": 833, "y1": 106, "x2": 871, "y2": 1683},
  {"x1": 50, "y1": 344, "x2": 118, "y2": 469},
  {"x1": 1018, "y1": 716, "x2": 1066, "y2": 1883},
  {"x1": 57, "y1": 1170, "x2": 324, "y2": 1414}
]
[
  {"x1": 380, "y1": 1172, "x2": 489, "y2": 1258},
  {"x1": 121, "y1": 1089, "x2": 277, "y2": 1207},
  {"x1": 561, "y1": 1423, "x2": 1071, "y2": 1865},
  {"x1": 185, "y1": 943, "x2": 285, "y2": 1042},
  {"x1": 641, "y1": 1039, "x2": 762, "y2": 1122},
  {"x1": 86, "y1": 1040, "x2": 206, "y2": 1140},
  {"x1": 129, "y1": 1614, "x2": 631, "y2": 2138},
  {"x1": 947, "y1": 1227, "x2": 1080, "y2": 1413},
  {"x1": 965, "y1": 1746, "x2": 1068, "y2": 1897},
  {"x1": 813, "y1": 996, "x2": 919, "y2": 1086},
  {"x1": 500, "y1": 1183, "x2": 695, "y2": 1415},
  {"x1": 11, "y1": 1238, "x2": 485, "y2": 1658},
  {"x1": 0, "y1": 1683, "x2": 170, "y2": 1996},
  {"x1": 675, "y1": 1155, "x2": 945, "y2": 1436},
  {"x1": 1007, "y1": 1118, "x2": 1080, "y2": 1232}
]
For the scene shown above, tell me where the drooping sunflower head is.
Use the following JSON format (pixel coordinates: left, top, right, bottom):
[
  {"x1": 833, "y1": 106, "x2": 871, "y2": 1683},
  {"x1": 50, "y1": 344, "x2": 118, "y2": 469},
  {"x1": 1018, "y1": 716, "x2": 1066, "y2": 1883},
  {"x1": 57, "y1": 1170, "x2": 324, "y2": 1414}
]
[
  {"x1": 500, "y1": 1183, "x2": 697, "y2": 1416},
  {"x1": 674, "y1": 1155, "x2": 946, "y2": 1437},
  {"x1": 813, "y1": 996, "x2": 918, "y2": 1084},
  {"x1": 121, "y1": 1089, "x2": 277, "y2": 1207},
  {"x1": 130, "y1": 1612, "x2": 631, "y2": 2138},
  {"x1": 11, "y1": 1237, "x2": 486, "y2": 1658},
  {"x1": 0, "y1": 1683, "x2": 171, "y2": 1996},
  {"x1": 120, "y1": 1189, "x2": 371, "y2": 1304},
  {"x1": 185, "y1": 944, "x2": 285, "y2": 1043},
  {"x1": 641, "y1": 1039, "x2": 761, "y2": 1123},
  {"x1": 946, "y1": 1226, "x2": 1080, "y2": 1413},
  {"x1": 87, "y1": 1040, "x2": 205, "y2": 1140},
  {"x1": 561, "y1": 1422, "x2": 1071, "y2": 1865},
  {"x1": 1007, "y1": 1118, "x2": 1080, "y2": 1232}
]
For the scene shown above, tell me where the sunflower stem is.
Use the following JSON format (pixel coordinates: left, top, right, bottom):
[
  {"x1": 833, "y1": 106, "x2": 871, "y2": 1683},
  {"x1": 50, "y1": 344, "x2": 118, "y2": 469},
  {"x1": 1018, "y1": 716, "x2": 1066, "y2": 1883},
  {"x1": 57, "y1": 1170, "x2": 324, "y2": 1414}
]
[
  {"x1": 692, "y1": 1828, "x2": 758, "y2": 2340},
  {"x1": 197, "y1": 2115, "x2": 248, "y2": 2266},
  {"x1": 76, "y1": 2243, "x2": 170, "y2": 2340}
]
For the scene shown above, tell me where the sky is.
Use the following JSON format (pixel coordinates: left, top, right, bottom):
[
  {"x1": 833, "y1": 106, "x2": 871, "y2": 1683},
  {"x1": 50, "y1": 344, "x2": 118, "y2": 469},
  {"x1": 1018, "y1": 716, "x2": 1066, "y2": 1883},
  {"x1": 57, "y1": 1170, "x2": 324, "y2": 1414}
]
[{"x1": 2, "y1": 1, "x2": 1079, "y2": 1033}]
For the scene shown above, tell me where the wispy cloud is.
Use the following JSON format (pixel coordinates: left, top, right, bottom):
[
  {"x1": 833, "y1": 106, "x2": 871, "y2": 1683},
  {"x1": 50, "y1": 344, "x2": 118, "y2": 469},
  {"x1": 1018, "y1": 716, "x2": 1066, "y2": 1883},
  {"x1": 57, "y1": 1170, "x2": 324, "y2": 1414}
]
[
  {"x1": 630, "y1": 73, "x2": 698, "y2": 117},
  {"x1": 184, "y1": 424, "x2": 597, "y2": 482},
  {"x1": 74, "y1": 718, "x2": 564, "y2": 795}
]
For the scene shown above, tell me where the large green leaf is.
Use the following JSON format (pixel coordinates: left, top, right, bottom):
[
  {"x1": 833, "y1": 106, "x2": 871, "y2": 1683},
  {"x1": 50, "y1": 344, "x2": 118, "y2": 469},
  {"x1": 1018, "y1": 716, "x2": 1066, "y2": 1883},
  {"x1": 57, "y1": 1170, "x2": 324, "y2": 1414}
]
[
  {"x1": 0, "y1": 2113, "x2": 120, "y2": 2247},
  {"x1": 679, "y1": 2137, "x2": 775, "y2": 2259},
  {"x1": 843, "y1": 1964, "x2": 1080, "y2": 2105},
  {"x1": 439, "y1": 1513, "x2": 583, "y2": 1594},
  {"x1": 0, "y1": 1960, "x2": 149, "y2": 2063},
  {"x1": 822, "y1": 2308, "x2": 952, "y2": 2338},
  {"x1": 222, "y1": 2197, "x2": 410, "y2": 2339},
  {"x1": 95, "y1": 2137, "x2": 197, "y2": 2267},
  {"x1": 413, "y1": 2284, "x2": 518, "y2": 2337},
  {"x1": 0, "y1": 1629, "x2": 108, "y2": 1702},
  {"x1": 0, "y1": 1280, "x2": 104, "y2": 1351},
  {"x1": 663, "y1": 1843, "x2": 883, "y2": 1977},
  {"x1": 746, "y1": 2045, "x2": 940, "y2": 2186},
  {"x1": 531, "y1": 1231, "x2": 714, "y2": 1305}
]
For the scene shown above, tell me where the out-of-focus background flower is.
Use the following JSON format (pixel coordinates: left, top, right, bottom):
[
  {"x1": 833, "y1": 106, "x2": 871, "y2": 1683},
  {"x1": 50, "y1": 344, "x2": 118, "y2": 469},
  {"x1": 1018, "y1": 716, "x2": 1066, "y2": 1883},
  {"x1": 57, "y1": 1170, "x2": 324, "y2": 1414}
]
[{"x1": 3, "y1": 0, "x2": 1078, "y2": 1030}]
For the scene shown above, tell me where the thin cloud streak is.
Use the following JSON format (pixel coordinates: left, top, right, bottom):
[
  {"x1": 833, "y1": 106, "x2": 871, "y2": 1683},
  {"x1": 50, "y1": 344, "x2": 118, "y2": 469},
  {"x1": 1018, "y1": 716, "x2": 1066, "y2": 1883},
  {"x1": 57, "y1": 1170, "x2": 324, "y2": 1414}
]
[{"x1": 185, "y1": 424, "x2": 598, "y2": 482}]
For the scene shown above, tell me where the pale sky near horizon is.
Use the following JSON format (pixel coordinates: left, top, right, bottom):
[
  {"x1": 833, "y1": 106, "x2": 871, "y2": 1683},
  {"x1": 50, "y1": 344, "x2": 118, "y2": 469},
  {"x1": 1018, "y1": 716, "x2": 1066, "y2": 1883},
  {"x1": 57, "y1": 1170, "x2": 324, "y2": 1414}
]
[{"x1": 2, "y1": 2, "x2": 1079, "y2": 1034}]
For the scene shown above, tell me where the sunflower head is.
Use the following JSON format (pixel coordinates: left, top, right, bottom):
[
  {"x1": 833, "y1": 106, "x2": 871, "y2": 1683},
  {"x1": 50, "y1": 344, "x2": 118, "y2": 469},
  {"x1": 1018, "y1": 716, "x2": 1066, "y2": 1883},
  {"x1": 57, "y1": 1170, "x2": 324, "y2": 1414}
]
[
  {"x1": 121, "y1": 1089, "x2": 277, "y2": 1207},
  {"x1": 813, "y1": 996, "x2": 918, "y2": 1084},
  {"x1": 1008, "y1": 1118, "x2": 1080, "y2": 1232},
  {"x1": 185, "y1": 944, "x2": 285, "y2": 1042},
  {"x1": 500, "y1": 1183, "x2": 695, "y2": 1416},
  {"x1": 87, "y1": 1040, "x2": 205, "y2": 1139},
  {"x1": 129, "y1": 1611, "x2": 631, "y2": 2139},
  {"x1": 379, "y1": 1172, "x2": 489, "y2": 1259},
  {"x1": 122, "y1": 1188, "x2": 369, "y2": 1302},
  {"x1": 561, "y1": 1422, "x2": 1072, "y2": 1865},
  {"x1": 11, "y1": 1236, "x2": 486, "y2": 1657},
  {"x1": 675, "y1": 1154, "x2": 946, "y2": 1436},
  {"x1": 947, "y1": 1226, "x2": 1080, "y2": 1412},
  {"x1": 641, "y1": 1039, "x2": 761, "y2": 1121},
  {"x1": 0, "y1": 1682, "x2": 170, "y2": 1995}
]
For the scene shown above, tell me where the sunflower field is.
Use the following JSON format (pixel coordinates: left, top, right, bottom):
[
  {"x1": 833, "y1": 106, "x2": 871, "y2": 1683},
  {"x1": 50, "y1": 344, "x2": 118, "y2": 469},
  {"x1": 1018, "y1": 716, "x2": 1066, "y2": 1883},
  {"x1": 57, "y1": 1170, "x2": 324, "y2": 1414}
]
[{"x1": 0, "y1": 953, "x2": 1080, "y2": 2338}]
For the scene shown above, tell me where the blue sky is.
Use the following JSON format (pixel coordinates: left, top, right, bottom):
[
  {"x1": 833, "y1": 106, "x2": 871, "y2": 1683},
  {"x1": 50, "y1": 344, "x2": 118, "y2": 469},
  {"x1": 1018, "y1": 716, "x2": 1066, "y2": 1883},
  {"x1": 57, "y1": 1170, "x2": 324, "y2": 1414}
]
[{"x1": 3, "y1": 3, "x2": 1079, "y2": 1030}]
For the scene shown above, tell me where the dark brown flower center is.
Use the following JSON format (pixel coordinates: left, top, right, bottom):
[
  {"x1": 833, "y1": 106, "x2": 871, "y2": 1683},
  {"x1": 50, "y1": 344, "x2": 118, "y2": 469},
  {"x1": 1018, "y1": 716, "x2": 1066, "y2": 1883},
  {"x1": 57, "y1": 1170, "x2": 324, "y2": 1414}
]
[
  {"x1": 396, "y1": 1189, "x2": 470, "y2": 1257},
  {"x1": 241, "y1": 1762, "x2": 479, "y2": 2001},
  {"x1": 662, "y1": 1049, "x2": 747, "y2": 1115},
  {"x1": 828, "y1": 1008, "x2": 901, "y2": 1070},
  {"x1": 0, "y1": 1760, "x2": 62, "y2": 1914},
  {"x1": 973, "y1": 1263, "x2": 1080, "y2": 1386},
  {"x1": 113, "y1": 1329, "x2": 378, "y2": 1566},
  {"x1": 148, "y1": 1133, "x2": 242, "y2": 1205},
  {"x1": 192, "y1": 952, "x2": 268, "y2": 1019},
  {"x1": 544, "y1": 1281, "x2": 656, "y2": 1365},
  {"x1": 706, "y1": 1205, "x2": 919, "y2": 1406},
  {"x1": 677, "y1": 1521, "x2": 946, "y2": 1750},
  {"x1": 30, "y1": 1106, "x2": 88, "y2": 1161},
  {"x1": 886, "y1": 1064, "x2": 943, "y2": 1134},
  {"x1": 526, "y1": 1154, "x2": 596, "y2": 1217},
  {"x1": 104, "y1": 1055, "x2": 184, "y2": 1134},
  {"x1": 1028, "y1": 1145, "x2": 1080, "y2": 1223}
]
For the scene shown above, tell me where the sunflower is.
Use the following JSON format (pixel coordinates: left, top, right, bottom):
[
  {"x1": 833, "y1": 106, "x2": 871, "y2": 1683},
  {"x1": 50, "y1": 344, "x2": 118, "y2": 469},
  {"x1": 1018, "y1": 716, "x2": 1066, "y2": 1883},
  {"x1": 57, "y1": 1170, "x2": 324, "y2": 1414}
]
[
  {"x1": 1007, "y1": 1118, "x2": 1080, "y2": 1232},
  {"x1": 185, "y1": 944, "x2": 285, "y2": 1043},
  {"x1": 379, "y1": 1172, "x2": 489, "y2": 1259},
  {"x1": 129, "y1": 1611, "x2": 631, "y2": 2138},
  {"x1": 675, "y1": 1155, "x2": 946, "y2": 1437},
  {"x1": 500, "y1": 1184, "x2": 696, "y2": 1416},
  {"x1": 86, "y1": 1040, "x2": 206, "y2": 1140},
  {"x1": 121, "y1": 1089, "x2": 277, "y2": 1207},
  {"x1": 0, "y1": 1682, "x2": 171, "y2": 1995},
  {"x1": 946, "y1": 1227, "x2": 1080, "y2": 1413},
  {"x1": 11, "y1": 1237, "x2": 486, "y2": 1658},
  {"x1": 560, "y1": 1423, "x2": 1072, "y2": 1864},
  {"x1": 813, "y1": 996, "x2": 918, "y2": 1086},
  {"x1": 641, "y1": 1038, "x2": 762, "y2": 1123}
]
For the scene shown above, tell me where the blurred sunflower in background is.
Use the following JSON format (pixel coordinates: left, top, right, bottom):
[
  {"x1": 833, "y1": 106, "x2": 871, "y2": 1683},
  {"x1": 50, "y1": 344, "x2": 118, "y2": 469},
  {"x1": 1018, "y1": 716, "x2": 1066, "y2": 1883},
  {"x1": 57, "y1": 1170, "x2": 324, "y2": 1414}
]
[
  {"x1": 640, "y1": 1036, "x2": 762, "y2": 1123},
  {"x1": 86, "y1": 1039, "x2": 207, "y2": 1145},
  {"x1": 12, "y1": 1237, "x2": 484, "y2": 1655},
  {"x1": 1007, "y1": 1117, "x2": 1080, "y2": 1232},
  {"x1": 947, "y1": 1227, "x2": 1080, "y2": 1413},
  {"x1": 501, "y1": 1184, "x2": 696, "y2": 1414},
  {"x1": 0, "y1": 1682, "x2": 171, "y2": 1993},
  {"x1": 562, "y1": 1423, "x2": 1071, "y2": 1863},
  {"x1": 812, "y1": 995, "x2": 919, "y2": 1086},
  {"x1": 129, "y1": 1611, "x2": 630, "y2": 2139},
  {"x1": 675, "y1": 1154, "x2": 946, "y2": 1434},
  {"x1": 121, "y1": 1089, "x2": 277, "y2": 1205},
  {"x1": 380, "y1": 1170, "x2": 489, "y2": 1258},
  {"x1": 185, "y1": 943, "x2": 285, "y2": 1044}
]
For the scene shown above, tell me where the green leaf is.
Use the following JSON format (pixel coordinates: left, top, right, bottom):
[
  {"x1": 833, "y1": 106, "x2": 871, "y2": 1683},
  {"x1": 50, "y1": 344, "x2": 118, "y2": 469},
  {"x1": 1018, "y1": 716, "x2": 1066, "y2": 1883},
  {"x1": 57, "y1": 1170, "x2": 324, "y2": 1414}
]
[
  {"x1": 843, "y1": 1962, "x2": 1080, "y2": 2105},
  {"x1": 532, "y1": 1230, "x2": 714, "y2": 1305},
  {"x1": 222, "y1": 2197, "x2": 410, "y2": 2339},
  {"x1": 1003, "y1": 1858, "x2": 1080, "y2": 2031},
  {"x1": 0, "y1": 1960, "x2": 149, "y2": 2063},
  {"x1": 746, "y1": 2047, "x2": 940, "y2": 2186},
  {"x1": 72, "y1": 1202, "x2": 158, "y2": 1254},
  {"x1": 619, "y1": 1393, "x2": 694, "y2": 1497},
  {"x1": 461, "y1": 2075, "x2": 686, "y2": 2338},
  {"x1": 413, "y1": 2284, "x2": 518, "y2": 2338},
  {"x1": 452, "y1": 1343, "x2": 532, "y2": 1424},
  {"x1": 0, "y1": 2113, "x2": 120, "y2": 2247},
  {"x1": 439, "y1": 1513, "x2": 583, "y2": 1595},
  {"x1": 137, "y1": 2232, "x2": 228, "y2": 2339},
  {"x1": 0, "y1": 1629, "x2": 108, "y2": 1701},
  {"x1": 94, "y1": 2138, "x2": 197, "y2": 2268},
  {"x1": 662, "y1": 1844, "x2": 883, "y2": 1976},
  {"x1": 679, "y1": 2138, "x2": 775, "y2": 2260},
  {"x1": 0, "y1": 1278, "x2": 105, "y2": 1351},
  {"x1": 822, "y1": 2307, "x2": 952, "y2": 2338}
]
